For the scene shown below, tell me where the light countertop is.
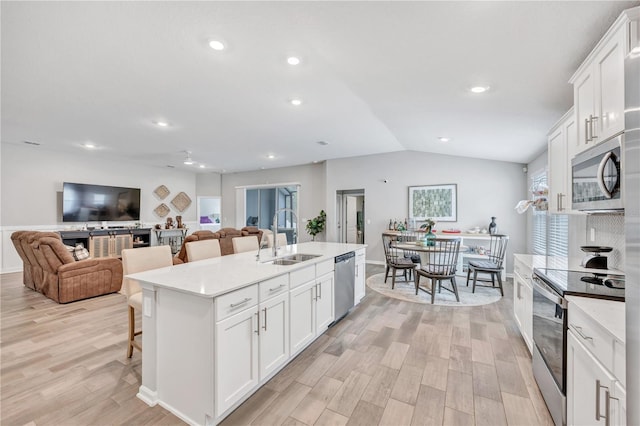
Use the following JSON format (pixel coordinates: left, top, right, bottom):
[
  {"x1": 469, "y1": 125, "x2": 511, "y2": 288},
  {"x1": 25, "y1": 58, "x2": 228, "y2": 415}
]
[
  {"x1": 513, "y1": 254, "x2": 624, "y2": 276},
  {"x1": 566, "y1": 295, "x2": 625, "y2": 343},
  {"x1": 128, "y1": 242, "x2": 366, "y2": 298}
]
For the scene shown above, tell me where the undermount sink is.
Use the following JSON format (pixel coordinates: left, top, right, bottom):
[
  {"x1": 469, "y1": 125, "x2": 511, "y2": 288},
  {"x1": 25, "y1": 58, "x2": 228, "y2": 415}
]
[
  {"x1": 270, "y1": 258, "x2": 300, "y2": 266},
  {"x1": 264, "y1": 253, "x2": 322, "y2": 266},
  {"x1": 282, "y1": 253, "x2": 322, "y2": 262}
]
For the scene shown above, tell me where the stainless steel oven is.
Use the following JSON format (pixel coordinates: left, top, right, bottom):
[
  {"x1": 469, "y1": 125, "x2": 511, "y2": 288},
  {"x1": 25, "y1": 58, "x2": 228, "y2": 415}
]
[
  {"x1": 571, "y1": 135, "x2": 623, "y2": 211},
  {"x1": 532, "y1": 272, "x2": 568, "y2": 426}
]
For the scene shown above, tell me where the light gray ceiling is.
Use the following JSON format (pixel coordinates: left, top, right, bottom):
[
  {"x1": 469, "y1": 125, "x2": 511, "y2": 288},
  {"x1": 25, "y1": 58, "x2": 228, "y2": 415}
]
[{"x1": 2, "y1": 1, "x2": 638, "y2": 173}]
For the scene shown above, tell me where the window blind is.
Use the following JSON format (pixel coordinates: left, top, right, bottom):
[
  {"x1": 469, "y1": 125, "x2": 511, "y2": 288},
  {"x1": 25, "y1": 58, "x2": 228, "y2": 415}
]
[{"x1": 531, "y1": 172, "x2": 568, "y2": 256}]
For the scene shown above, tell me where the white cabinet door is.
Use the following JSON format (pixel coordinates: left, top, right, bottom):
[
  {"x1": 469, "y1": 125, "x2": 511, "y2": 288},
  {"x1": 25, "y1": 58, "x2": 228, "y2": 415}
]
[
  {"x1": 259, "y1": 291, "x2": 289, "y2": 380},
  {"x1": 548, "y1": 126, "x2": 567, "y2": 213},
  {"x1": 354, "y1": 250, "x2": 366, "y2": 305},
  {"x1": 215, "y1": 308, "x2": 259, "y2": 417},
  {"x1": 567, "y1": 331, "x2": 617, "y2": 426},
  {"x1": 595, "y1": 29, "x2": 626, "y2": 142},
  {"x1": 315, "y1": 272, "x2": 334, "y2": 332},
  {"x1": 612, "y1": 381, "x2": 626, "y2": 426},
  {"x1": 574, "y1": 69, "x2": 596, "y2": 153},
  {"x1": 521, "y1": 277, "x2": 533, "y2": 354},
  {"x1": 290, "y1": 280, "x2": 316, "y2": 355}
]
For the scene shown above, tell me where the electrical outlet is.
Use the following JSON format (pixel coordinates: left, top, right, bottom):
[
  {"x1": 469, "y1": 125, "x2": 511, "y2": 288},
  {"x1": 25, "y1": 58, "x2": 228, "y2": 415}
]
[{"x1": 590, "y1": 228, "x2": 596, "y2": 242}]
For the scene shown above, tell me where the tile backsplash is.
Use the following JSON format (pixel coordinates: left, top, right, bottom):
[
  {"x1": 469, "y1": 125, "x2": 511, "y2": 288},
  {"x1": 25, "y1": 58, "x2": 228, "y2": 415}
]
[{"x1": 568, "y1": 213, "x2": 625, "y2": 271}]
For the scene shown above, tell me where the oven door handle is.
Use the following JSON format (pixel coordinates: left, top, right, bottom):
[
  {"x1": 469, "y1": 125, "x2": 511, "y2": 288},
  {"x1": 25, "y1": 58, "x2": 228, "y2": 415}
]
[{"x1": 532, "y1": 276, "x2": 567, "y2": 308}]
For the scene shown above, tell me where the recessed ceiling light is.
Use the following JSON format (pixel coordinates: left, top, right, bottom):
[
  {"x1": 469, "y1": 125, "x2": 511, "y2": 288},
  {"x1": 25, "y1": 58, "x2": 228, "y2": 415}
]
[
  {"x1": 154, "y1": 120, "x2": 169, "y2": 127},
  {"x1": 287, "y1": 56, "x2": 301, "y2": 65},
  {"x1": 438, "y1": 137, "x2": 451, "y2": 143},
  {"x1": 209, "y1": 40, "x2": 225, "y2": 51},
  {"x1": 470, "y1": 86, "x2": 490, "y2": 93},
  {"x1": 267, "y1": 154, "x2": 275, "y2": 159},
  {"x1": 83, "y1": 142, "x2": 97, "y2": 149},
  {"x1": 199, "y1": 164, "x2": 205, "y2": 169},
  {"x1": 290, "y1": 99, "x2": 302, "y2": 106}
]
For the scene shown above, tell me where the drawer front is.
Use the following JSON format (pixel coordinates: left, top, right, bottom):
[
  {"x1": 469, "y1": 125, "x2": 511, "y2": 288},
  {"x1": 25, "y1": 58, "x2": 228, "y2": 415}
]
[
  {"x1": 290, "y1": 265, "x2": 316, "y2": 289},
  {"x1": 568, "y1": 305, "x2": 614, "y2": 371},
  {"x1": 259, "y1": 274, "x2": 289, "y2": 300},
  {"x1": 316, "y1": 259, "x2": 334, "y2": 277},
  {"x1": 215, "y1": 284, "x2": 258, "y2": 322}
]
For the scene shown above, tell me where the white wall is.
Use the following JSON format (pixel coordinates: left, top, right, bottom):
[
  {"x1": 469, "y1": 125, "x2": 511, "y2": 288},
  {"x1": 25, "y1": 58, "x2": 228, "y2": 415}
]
[
  {"x1": 196, "y1": 173, "x2": 221, "y2": 196},
  {"x1": 325, "y1": 151, "x2": 528, "y2": 270},
  {"x1": 220, "y1": 163, "x2": 326, "y2": 243},
  {"x1": 1, "y1": 143, "x2": 198, "y2": 272}
]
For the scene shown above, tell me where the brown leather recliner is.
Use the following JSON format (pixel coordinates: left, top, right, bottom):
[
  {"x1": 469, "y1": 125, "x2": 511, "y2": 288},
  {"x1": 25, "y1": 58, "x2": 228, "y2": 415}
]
[
  {"x1": 31, "y1": 236, "x2": 123, "y2": 303},
  {"x1": 19, "y1": 231, "x2": 62, "y2": 292},
  {"x1": 10, "y1": 231, "x2": 34, "y2": 288}
]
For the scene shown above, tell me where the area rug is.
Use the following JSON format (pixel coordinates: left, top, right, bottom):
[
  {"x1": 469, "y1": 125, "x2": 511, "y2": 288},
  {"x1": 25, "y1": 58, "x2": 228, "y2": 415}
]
[{"x1": 366, "y1": 273, "x2": 503, "y2": 306}]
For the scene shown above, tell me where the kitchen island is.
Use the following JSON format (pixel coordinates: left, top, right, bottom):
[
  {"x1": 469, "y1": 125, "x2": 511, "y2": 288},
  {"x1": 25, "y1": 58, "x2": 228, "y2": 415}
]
[{"x1": 128, "y1": 242, "x2": 366, "y2": 426}]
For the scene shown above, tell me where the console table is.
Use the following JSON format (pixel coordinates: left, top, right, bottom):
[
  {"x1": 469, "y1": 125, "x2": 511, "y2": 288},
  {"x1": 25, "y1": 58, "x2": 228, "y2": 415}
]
[
  {"x1": 154, "y1": 228, "x2": 188, "y2": 254},
  {"x1": 59, "y1": 228, "x2": 151, "y2": 258}
]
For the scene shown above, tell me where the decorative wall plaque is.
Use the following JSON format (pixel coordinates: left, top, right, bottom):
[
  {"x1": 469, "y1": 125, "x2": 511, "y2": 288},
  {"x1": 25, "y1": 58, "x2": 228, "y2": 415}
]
[
  {"x1": 154, "y1": 203, "x2": 170, "y2": 217},
  {"x1": 171, "y1": 192, "x2": 192, "y2": 212},
  {"x1": 154, "y1": 185, "x2": 170, "y2": 200}
]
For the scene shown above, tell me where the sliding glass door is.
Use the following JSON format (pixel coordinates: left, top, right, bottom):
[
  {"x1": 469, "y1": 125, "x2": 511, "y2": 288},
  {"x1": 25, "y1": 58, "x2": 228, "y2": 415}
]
[{"x1": 245, "y1": 185, "x2": 299, "y2": 244}]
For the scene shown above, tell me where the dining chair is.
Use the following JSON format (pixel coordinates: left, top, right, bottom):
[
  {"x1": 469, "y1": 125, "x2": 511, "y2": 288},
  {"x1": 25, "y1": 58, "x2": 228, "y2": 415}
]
[
  {"x1": 266, "y1": 233, "x2": 288, "y2": 248},
  {"x1": 232, "y1": 235, "x2": 260, "y2": 253},
  {"x1": 186, "y1": 239, "x2": 222, "y2": 262},
  {"x1": 414, "y1": 237, "x2": 461, "y2": 304},
  {"x1": 466, "y1": 234, "x2": 509, "y2": 296},
  {"x1": 121, "y1": 245, "x2": 173, "y2": 358},
  {"x1": 382, "y1": 234, "x2": 416, "y2": 289}
]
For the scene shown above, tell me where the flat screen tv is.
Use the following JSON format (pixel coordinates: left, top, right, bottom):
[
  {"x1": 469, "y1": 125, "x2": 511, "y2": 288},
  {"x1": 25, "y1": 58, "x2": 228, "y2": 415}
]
[{"x1": 63, "y1": 182, "x2": 141, "y2": 222}]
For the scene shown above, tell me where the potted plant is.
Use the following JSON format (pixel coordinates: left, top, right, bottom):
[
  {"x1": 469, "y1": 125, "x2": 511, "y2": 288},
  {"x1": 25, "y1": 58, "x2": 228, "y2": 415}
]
[{"x1": 306, "y1": 210, "x2": 326, "y2": 241}]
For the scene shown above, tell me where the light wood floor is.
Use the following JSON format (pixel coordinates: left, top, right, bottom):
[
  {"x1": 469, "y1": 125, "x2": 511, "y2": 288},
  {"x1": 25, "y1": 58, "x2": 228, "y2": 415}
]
[{"x1": 1, "y1": 266, "x2": 552, "y2": 425}]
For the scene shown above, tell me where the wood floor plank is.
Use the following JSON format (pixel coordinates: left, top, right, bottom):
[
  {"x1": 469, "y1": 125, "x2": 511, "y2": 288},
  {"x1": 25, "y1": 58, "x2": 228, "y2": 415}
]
[
  {"x1": 472, "y1": 361, "x2": 502, "y2": 401},
  {"x1": 445, "y1": 369, "x2": 474, "y2": 415},
  {"x1": 501, "y1": 391, "x2": 541, "y2": 426},
  {"x1": 448, "y1": 344, "x2": 473, "y2": 374},
  {"x1": 474, "y1": 395, "x2": 508, "y2": 426},
  {"x1": 421, "y1": 355, "x2": 449, "y2": 391},
  {"x1": 315, "y1": 409, "x2": 349, "y2": 426},
  {"x1": 411, "y1": 385, "x2": 445, "y2": 426},
  {"x1": 326, "y1": 371, "x2": 372, "y2": 417},
  {"x1": 380, "y1": 341, "x2": 410, "y2": 370},
  {"x1": 379, "y1": 398, "x2": 414, "y2": 426},
  {"x1": 390, "y1": 363, "x2": 423, "y2": 405},
  {"x1": 360, "y1": 365, "x2": 399, "y2": 408},
  {"x1": 495, "y1": 359, "x2": 530, "y2": 398},
  {"x1": 471, "y1": 338, "x2": 495, "y2": 365},
  {"x1": 251, "y1": 381, "x2": 311, "y2": 425},
  {"x1": 345, "y1": 400, "x2": 385, "y2": 426},
  {"x1": 296, "y1": 352, "x2": 339, "y2": 387}
]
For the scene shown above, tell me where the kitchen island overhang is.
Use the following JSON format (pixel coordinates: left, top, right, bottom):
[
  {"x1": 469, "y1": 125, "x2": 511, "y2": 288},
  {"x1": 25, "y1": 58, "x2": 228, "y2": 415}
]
[{"x1": 127, "y1": 242, "x2": 367, "y2": 426}]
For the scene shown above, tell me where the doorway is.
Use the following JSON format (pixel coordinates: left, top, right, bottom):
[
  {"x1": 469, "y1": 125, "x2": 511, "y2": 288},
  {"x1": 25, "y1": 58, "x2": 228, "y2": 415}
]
[
  {"x1": 196, "y1": 196, "x2": 221, "y2": 231},
  {"x1": 336, "y1": 190, "x2": 365, "y2": 244}
]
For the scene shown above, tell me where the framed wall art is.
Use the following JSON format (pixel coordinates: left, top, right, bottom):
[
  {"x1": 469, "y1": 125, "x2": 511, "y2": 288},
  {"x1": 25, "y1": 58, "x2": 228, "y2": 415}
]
[{"x1": 408, "y1": 184, "x2": 457, "y2": 222}]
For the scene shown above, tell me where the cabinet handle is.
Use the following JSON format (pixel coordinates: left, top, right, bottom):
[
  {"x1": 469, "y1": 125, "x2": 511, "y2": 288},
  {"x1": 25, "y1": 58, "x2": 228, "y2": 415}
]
[
  {"x1": 574, "y1": 325, "x2": 593, "y2": 341},
  {"x1": 262, "y1": 307, "x2": 268, "y2": 331},
  {"x1": 596, "y1": 379, "x2": 609, "y2": 423},
  {"x1": 269, "y1": 284, "x2": 285, "y2": 292},
  {"x1": 590, "y1": 115, "x2": 598, "y2": 140},
  {"x1": 517, "y1": 281, "x2": 522, "y2": 300},
  {"x1": 585, "y1": 118, "x2": 591, "y2": 143},
  {"x1": 557, "y1": 193, "x2": 564, "y2": 211},
  {"x1": 317, "y1": 282, "x2": 322, "y2": 300},
  {"x1": 255, "y1": 312, "x2": 260, "y2": 335},
  {"x1": 230, "y1": 297, "x2": 251, "y2": 308}
]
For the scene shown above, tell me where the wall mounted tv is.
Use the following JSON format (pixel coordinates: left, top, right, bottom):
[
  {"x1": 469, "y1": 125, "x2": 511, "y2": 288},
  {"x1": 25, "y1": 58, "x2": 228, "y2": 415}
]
[{"x1": 62, "y1": 182, "x2": 141, "y2": 222}]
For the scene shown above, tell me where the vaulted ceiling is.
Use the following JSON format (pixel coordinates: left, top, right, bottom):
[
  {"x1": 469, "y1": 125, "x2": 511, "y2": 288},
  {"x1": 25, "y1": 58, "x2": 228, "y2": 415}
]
[{"x1": 2, "y1": 1, "x2": 638, "y2": 173}]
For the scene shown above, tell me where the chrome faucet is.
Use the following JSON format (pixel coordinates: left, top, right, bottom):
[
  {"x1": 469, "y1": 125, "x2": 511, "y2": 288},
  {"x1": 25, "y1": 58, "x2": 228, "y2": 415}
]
[{"x1": 272, "y1": 208, "x2": 298, "y2": 257}]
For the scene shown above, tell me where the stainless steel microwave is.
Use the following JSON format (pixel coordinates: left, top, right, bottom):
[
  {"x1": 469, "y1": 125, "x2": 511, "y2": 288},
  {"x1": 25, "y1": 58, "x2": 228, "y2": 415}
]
[{"x1": 571, "y1": 135, "x2": 623, "y2": 211}]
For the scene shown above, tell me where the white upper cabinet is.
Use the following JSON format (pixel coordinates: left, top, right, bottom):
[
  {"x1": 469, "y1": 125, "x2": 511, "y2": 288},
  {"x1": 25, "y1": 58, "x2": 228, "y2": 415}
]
[
  {"x1": 570, "y1": 8, "x2": 639, "y2": 154},
  {"x1": 547, "y1": 108, "x2": 575, "y2": 213}
]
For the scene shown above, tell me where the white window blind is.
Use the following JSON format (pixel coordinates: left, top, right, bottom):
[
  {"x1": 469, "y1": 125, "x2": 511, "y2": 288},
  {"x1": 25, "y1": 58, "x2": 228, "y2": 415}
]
[{"x1": 531, "y1": 171, "x2": 568, "y2": 256}]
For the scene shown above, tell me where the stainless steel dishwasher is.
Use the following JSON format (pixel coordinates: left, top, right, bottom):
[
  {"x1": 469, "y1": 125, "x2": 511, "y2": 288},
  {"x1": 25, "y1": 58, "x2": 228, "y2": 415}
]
[{"x1": 333, "y1": 251, "x2": 355, "y2": 324}]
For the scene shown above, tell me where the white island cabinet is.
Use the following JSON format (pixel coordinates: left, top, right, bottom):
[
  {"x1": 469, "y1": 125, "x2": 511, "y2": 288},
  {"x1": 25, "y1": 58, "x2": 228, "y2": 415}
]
[{"x1": 129, "y1": 242, "x2": 365, "y2": 426}]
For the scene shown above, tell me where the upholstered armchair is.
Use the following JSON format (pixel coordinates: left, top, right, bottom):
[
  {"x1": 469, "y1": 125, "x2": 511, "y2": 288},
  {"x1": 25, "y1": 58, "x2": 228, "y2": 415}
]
[
  {"x1": 31, "y1": 236, "x2": 123, "y2": 303},
  {"x1": 174, "y1": 230, "x2": 220, "y2": 263},
  {"x1": 10, "y1": 231, "x2": 34, "y2": 289}
]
